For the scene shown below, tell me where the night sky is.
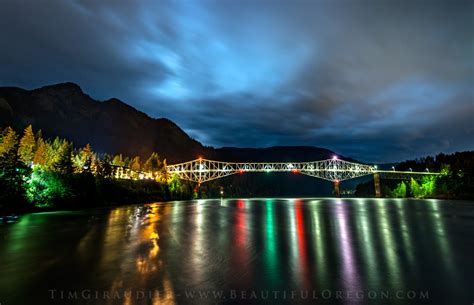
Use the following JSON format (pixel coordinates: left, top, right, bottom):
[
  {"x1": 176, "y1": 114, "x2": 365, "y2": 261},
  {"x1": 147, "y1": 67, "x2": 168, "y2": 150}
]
[{"x1": 0, "y1": 0, "x2": 472, "y2": 162}]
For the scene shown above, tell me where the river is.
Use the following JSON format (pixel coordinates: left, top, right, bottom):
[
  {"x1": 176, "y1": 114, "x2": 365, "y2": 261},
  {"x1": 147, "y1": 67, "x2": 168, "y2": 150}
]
[{"x1": 0, "y1": 198, "x2": 473, "y2": 305}]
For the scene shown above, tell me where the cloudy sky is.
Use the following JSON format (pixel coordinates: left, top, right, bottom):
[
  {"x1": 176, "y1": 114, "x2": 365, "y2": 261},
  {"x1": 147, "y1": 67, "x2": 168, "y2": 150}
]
[{"x1": 0, "y1": 0, "x2": 472, "y2": 162}]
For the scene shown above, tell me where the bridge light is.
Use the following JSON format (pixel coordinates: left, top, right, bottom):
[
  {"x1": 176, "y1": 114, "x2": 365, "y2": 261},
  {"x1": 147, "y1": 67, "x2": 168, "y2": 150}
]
[
  {"x1": 332, "y1": 155, "x2": 338, "y2": 160},
  {"x1": 392, "y1": 166, "x2": 395, "y2": 171},
  {"x1": 374, "y1": 165, "x2": 378, "y2": 170},
  {"x1": 198, "y1": 156, "x2": 203, "y2": 161},
  {"x1": 239, "y1": 169, "x2": 244, "y2": 174},
  {"x1": 426, "y1": 168, "x2": 429, "y2": 172}
]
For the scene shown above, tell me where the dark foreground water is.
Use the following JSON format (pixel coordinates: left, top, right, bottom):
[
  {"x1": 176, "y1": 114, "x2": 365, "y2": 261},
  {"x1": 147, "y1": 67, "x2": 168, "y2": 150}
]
[{"x1": 0, "y1": 198, "x2": 473, "y2": 305}]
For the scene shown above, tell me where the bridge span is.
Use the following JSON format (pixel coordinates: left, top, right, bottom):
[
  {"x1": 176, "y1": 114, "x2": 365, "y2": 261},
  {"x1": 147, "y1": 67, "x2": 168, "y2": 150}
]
[{"x1": 166, "y1": 157, "x2": 439, "y2": 197}]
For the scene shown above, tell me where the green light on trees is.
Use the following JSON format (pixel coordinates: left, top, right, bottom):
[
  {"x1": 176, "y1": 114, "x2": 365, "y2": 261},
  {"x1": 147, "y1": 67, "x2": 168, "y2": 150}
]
[
  {"x1": 26, "y1": 168, "x2": 72, "y2": 208},
  {"x1": 410, "y1": 176, "x2": 437, "y2": 199},
  {"x1": 392, "y1": 181, "x2": 407, "y2": 198}
]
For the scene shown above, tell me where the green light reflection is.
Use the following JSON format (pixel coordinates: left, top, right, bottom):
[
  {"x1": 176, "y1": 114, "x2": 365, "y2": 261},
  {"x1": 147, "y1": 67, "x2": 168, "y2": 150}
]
[
  {"x1": 263, "y1": 199, "x2": 280, "y2": 286},
  {"x1": 309, "y1": 200, "x2": 328, "y2": 285}
]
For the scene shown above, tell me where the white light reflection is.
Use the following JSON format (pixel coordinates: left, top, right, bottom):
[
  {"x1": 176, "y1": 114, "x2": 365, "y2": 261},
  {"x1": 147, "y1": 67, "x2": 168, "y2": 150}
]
[{"x1": 335, "y1": 200, "x2": 361, "y2": 303}]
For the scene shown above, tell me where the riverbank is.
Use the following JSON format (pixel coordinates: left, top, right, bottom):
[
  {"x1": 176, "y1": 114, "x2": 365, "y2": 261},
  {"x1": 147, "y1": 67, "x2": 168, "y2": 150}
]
[{"x1": 0, "y1": 173, "x2": 194, "y2": 216}]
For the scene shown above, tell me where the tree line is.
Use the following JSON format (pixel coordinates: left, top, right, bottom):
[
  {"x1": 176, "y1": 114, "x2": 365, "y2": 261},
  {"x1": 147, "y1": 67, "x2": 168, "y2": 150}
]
[
  {"x1": 0, "y1": 125, "x2": 194, "y2": 213},
  {"x1": 356, "y1": 151, "x2": 474, "y2": 199}
]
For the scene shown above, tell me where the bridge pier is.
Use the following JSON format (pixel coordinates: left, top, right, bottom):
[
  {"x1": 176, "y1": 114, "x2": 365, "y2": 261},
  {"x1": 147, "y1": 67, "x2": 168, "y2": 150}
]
[
  {"x1": 373, "y1": 173, "x2": 381, "y2": 198},
  {"x1": 334, "y1": 180, "x2": 341, "y2": 198}
]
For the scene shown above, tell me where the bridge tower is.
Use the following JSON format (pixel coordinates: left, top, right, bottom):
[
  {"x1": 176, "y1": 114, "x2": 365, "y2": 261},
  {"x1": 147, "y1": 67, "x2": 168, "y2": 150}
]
[
  {"x1": 373, "y1": 173, "x2": 381, "y2": 198},
  {"x1": 334, "y1": 180, "x2": 341, "y2": 198}
]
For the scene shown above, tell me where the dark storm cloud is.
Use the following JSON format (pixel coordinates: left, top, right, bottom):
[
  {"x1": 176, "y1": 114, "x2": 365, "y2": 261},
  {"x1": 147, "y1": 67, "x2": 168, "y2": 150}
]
[
  {"x1": 0, "y1": 0, "x2": 472, "y2": 162},
  {"x1": 0, "y1": 1, "x2": 174, "y2": 100}
]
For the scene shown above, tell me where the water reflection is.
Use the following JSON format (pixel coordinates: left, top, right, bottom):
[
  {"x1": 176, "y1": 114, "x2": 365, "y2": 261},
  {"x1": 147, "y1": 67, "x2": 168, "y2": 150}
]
[
  {"x1": 334, "y1": 200, "x2": 361, "y2": 303},
  {"x1": 232, "y1": 199, "x2": 251, "y2": 284},
  {"x1": 107, "y1": 205, "x2": 175, "y2": 305},
  {"x1": 263, "y1": 199, "x2": 280, "y2": 286},
  {"x1": 353, "y1": 199, "x2": 379, "y2": 288},
  {"x1": 293, "y1": 199, "x2": 310, "y2": 289},
  {"x1": 394, "y1": 199, "x2": 415, "y2": 268},
  {"x1": 424, "y1": 199, "x2": 457, "y2": 283},
  {"x1": 374, "y1": 199, "x2": 403, "y2": 289},
  {"x1": 189, "y1": 202, "x2": 205, "y2": 285},
  {"x1": 309, "y1": 200, "x2": 329, "y2": 287},
  {"x1": 0, "y1": 198, "x2": 472, "y2": 305}
]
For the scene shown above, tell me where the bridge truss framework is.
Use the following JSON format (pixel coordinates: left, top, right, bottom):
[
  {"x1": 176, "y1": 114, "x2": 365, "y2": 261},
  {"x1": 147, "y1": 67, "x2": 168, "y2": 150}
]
[{"x1": 166, "y1": 158, "x2": 438, "y2": 185}]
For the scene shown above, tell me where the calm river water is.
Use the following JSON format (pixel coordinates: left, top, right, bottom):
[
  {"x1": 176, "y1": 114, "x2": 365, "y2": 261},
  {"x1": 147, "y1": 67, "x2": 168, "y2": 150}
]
[{"x1": 0, "y1": 198, "x2": 473, "y2": 305}]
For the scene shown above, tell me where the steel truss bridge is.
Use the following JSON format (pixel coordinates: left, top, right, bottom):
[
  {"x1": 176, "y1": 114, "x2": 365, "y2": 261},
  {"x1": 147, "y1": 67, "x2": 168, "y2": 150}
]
[{"x1": 166, "y1": 158, "x2": 438, "y2": 185}]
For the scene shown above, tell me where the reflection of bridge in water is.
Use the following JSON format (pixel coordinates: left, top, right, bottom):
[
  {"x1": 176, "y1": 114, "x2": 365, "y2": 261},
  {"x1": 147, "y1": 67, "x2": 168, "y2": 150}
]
[{"x1": 166, "y1": 157, "x2": 439, "y2": 197}]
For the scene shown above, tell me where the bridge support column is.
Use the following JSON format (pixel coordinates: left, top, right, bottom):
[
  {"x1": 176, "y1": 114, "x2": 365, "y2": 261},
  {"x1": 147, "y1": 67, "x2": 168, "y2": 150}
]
[
  {"x1": 334, "y1": 180, "x2": 341, "y2": 198},
  {"x1": 373, "y1": 173, "x2": 381, "y2": 198}
]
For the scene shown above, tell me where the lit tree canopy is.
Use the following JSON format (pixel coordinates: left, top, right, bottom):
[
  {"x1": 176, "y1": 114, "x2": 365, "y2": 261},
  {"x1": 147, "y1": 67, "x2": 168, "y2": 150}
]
[
  {"x1": 18, "y1": 125, "x2": 36, "y2": 165},
  {"x1": 130, "y1": 156, "x2": 141, "y2": 172},
  {"x1": 0, "y1": 127, "x2": 19, "y2": 168}
]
